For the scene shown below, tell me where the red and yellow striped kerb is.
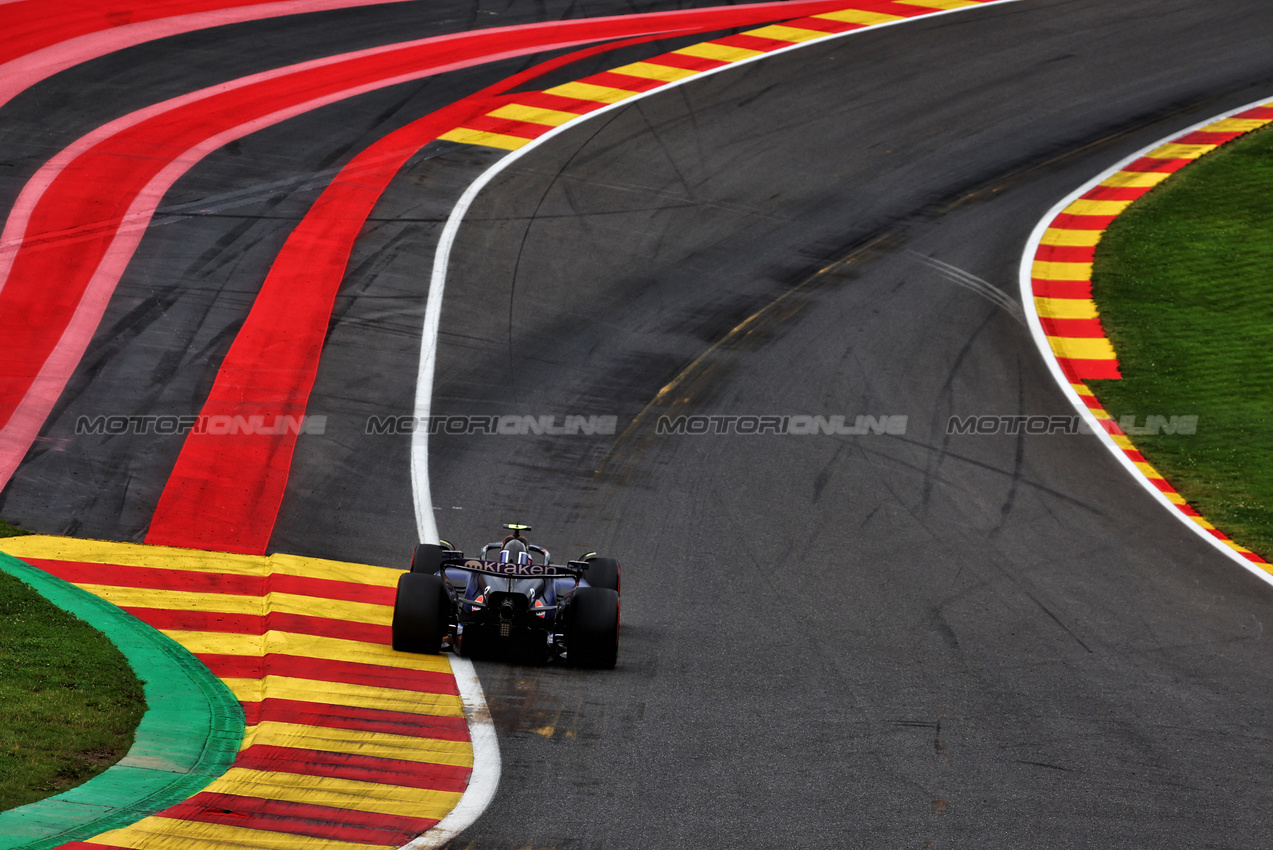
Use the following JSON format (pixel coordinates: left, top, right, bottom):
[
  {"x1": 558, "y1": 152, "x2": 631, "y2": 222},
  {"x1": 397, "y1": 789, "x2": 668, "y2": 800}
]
[
  {"x1": 0, "y1": 535, "x2": 467, "y2": 850},
  {"x1": 439, "y1": 0, "x2": 986, "y2": 151},
  {"x1": 1029, "y1": 101, "x2": 1273, "y2": 568}
]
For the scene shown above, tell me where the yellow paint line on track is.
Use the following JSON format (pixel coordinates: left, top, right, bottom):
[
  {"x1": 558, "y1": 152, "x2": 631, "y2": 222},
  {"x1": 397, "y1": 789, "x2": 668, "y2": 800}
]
[
  {"x1": 746, "y1": 23, "x2": 834, "y2": 42},
  {"x1": 89, "y1": 817, "x2": 389, "y2": 850},
  {"x1": 902, "y1": 0, "x2": 980, "y2": 8},
  {"x1": 1047, "y1": 336, "x2": 1117, "y2": 360},
  {"x1": 814, "y1": 8, "x2": 904, "y2": 23},
  {"x1": 437, "y1": 127, "x2": 530, "y2": 150},
  {"x1": 609, "y1": 60, "x2": 699, "y2": 81},
  {"x1": 1063, "y1": 198, "x2": 1135, "y2": 216},
  {"x1": 1203, "y1": 117, "x2": 1270, "y2": 133},
  {"x1": 1133, "y1": 461, "x2": 1165, "y2": 479},
  {"x1": 543, "y1": 80, "x2": 640, "y2": 104},
  {"x1": 1024, "y1": 97, "x2": 1273, "y2": 576},
  {"x1": 0, "y1": 536, "x2": 266, "y2": 575},
  {"x1": 1031, "y1": 260, "x2": 1094, "y2": 280},
  {"x1": 435, "y1": 2, "x2": 994, "y2": 159},
  {"x1": 15, "y1": 5, "x2": 1029, "y2": 843},
  {"x1": 1101, "y1": 170, "x2": 1172, "y2": 189},
  {"x1": 205, "y1": 768, "x2": 464, "y2": 819},
  {"x1": 1, "y1": 533, "x2": 479, "y2": 846},
  {"x1": 75, "y1": 585, "x2": 390, "y2": 624},
  {"x1": 1033, "y1": 297, "x2": 1100, "y2": 320},
  {"x1": 487, "y1": 103, "x2": 582, "y2": 126},
  {"x1": 75, "y1": 585, "x2": 265, "y2": 614},
  {"x1": 270, "y1": 552, "x2": 402, "y2": 587},
  {"x1": 1040, "y1": 227, "x2": 1104, "y2": 246},
  {"x1": 163, "y1": 629, "x2": 453, "y2": 672},
  {"x1": 0, "y1": 536, "x2": 402, "y2": 587},
  {"x1": 241, "y1": 721, "x2": 473, "y2": 766},
  {"x1": 1146, "y1": 142, "x2": 1216, "y2": 160},
  {"x1": 221, "y1": 677, "x2": 465, "y2": 716},
  {"x1": 674, "y1": 42, "x2": 763, "y2": 62}
]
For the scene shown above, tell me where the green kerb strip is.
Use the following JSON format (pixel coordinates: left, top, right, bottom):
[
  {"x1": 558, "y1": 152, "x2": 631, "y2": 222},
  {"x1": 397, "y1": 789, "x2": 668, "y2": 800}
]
[{"x1": 0, "y1": 552, "x2": 244, "y2": 850}]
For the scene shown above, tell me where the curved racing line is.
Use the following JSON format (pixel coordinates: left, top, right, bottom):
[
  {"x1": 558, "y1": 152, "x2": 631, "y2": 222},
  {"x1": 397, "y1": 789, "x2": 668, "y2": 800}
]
[
  {"x1": 0, "y1": 0, "x2": 1031, "y2": 847},
  {"x1": 412, "y1": 0, "x2": 1012, "y2": 544},
  {"x1": 140, "y1": 11, "x2": 868, "y2": 556},
  {"x1": 1020, "y1": 95, "x2": 1273, "y2": 588},
  {"x1": 3, "y1": 5, "x2": 867, "y2": 501}
]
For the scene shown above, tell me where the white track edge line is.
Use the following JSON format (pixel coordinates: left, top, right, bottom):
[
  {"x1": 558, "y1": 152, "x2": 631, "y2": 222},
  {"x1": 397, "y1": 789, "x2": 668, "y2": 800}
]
[
  {"x1": 407, "y1": 1, "x2": 1024, "y2": 843},
  {"x1": 412, "y1": 0, "x2": 1027, "y2": 543},
  {"x1": 1016, "y1": 93, "x2": 1273, "y2": 590},
  {"x1": 400, "y1": 655, "x2": 501, "y2": 850}
]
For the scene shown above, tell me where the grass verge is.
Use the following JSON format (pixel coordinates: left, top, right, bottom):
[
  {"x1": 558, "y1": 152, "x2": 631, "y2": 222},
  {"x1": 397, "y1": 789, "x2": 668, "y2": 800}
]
[
  {"x1": 0, "y1": 521, "x2": 147, "y2": 811},
  {"x1": 1090, "y1": 124, "x2": 1273, "y2": 558}
]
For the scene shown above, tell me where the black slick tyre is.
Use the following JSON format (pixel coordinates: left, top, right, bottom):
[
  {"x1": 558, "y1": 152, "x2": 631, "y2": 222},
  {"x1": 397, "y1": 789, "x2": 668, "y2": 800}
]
[
  {"x1": 569, "y1": 587, "x2": 619, "y2": 669},
  {"x1": 410, "y1": 543, "x2": 447, "y2": 574},
  {"x1": 392, "y1": 573, "x2": 447, "y2": 653},
  {"x1": 584, "y1": 556, "x2": 620, "y2": 593}
]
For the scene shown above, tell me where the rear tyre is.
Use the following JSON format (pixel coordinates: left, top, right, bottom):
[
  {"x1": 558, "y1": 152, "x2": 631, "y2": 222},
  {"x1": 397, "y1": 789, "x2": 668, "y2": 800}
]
[
  {"x1": 569, "y1": 587, "x2": 619, "y2": 669},
  {"x1": 392, "y1": 573, "x2": 447, "y2": 653},
  {"x1": 584, "y1": 556, "x2": 620, "y2": 593},
  {"x1": 410, "y1": 543, "x2": 447, "y2": 574}
]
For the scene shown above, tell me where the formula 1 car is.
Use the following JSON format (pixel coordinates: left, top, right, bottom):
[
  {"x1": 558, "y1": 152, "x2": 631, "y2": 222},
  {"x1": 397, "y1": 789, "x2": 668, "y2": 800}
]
[{"x1": 391, "y1": 524, "x2": 620, "y2": 668}]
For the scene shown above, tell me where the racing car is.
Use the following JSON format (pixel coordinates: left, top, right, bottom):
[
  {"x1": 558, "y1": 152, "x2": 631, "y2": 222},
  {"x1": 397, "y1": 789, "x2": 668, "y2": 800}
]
[{"x1": 391, "y1": 524, "x2": 620, "y2": 668}]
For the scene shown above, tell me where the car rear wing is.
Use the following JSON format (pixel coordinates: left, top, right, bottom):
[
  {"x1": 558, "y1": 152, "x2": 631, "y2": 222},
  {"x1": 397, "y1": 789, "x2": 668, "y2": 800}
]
[{"x1": 445, "y1": 556, "x2": 589, "y2": 580}]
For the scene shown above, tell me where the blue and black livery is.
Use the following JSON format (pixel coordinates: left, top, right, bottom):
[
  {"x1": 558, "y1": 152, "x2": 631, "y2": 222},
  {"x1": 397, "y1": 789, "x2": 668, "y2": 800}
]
[{"x1": 391, "y1": 523, "x2": 620, "y2": 668}]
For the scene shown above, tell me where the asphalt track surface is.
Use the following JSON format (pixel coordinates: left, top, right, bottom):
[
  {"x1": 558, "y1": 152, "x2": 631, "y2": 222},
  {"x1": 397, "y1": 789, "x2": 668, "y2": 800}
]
[{"x1": 3, "y1": 0, "x2": 1273, "y2": 847}]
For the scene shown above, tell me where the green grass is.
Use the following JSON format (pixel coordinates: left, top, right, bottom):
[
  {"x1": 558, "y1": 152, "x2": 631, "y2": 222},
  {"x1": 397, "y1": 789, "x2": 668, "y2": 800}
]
[
  {"x1": 0, "y1": 526, "x2": 147, "y2": 811},
  {"x1": 1090, "y1": 123, "x2": 1273, "y2": 557},
  {"x1": 0, "y1": 518, "x2": 30, "y2": 539}
]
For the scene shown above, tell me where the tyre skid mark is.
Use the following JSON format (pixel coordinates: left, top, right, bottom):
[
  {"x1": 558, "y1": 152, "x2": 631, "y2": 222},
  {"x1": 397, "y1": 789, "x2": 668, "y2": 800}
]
[
  {"x1": 438, "y1": 0, "x2": 970, "y2": 151},
  {"x1": 0, "y1": 0, "x2": 1011, "y2": 845},
  {"x1": 0, "y1": 0, "x2": 868, "y2": 510},
  {"x1": 0, "y1": 19, "x2": 707, "y2": 497},
  {"x1": 413, "y1": 0, "x2": 1011, "y2": 544},
  {"x1": 144, "y1": 1, "x2": 987, "y2": 556}
]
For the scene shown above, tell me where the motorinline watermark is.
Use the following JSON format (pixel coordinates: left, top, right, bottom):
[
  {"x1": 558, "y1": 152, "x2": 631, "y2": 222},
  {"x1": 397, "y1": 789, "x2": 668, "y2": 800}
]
[
  {"x1": 76, "y1": 414, "x2": 327, "y2": 436},
  {"x1": 655, "y1": 414, "x2": 908, "y2": 436},
  {"x1": 946, "y1": 414, "x2": 1198, "y2": 436},
  {"x1": 367, "y1": 414, "x2": 618, "y2": 436}
]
